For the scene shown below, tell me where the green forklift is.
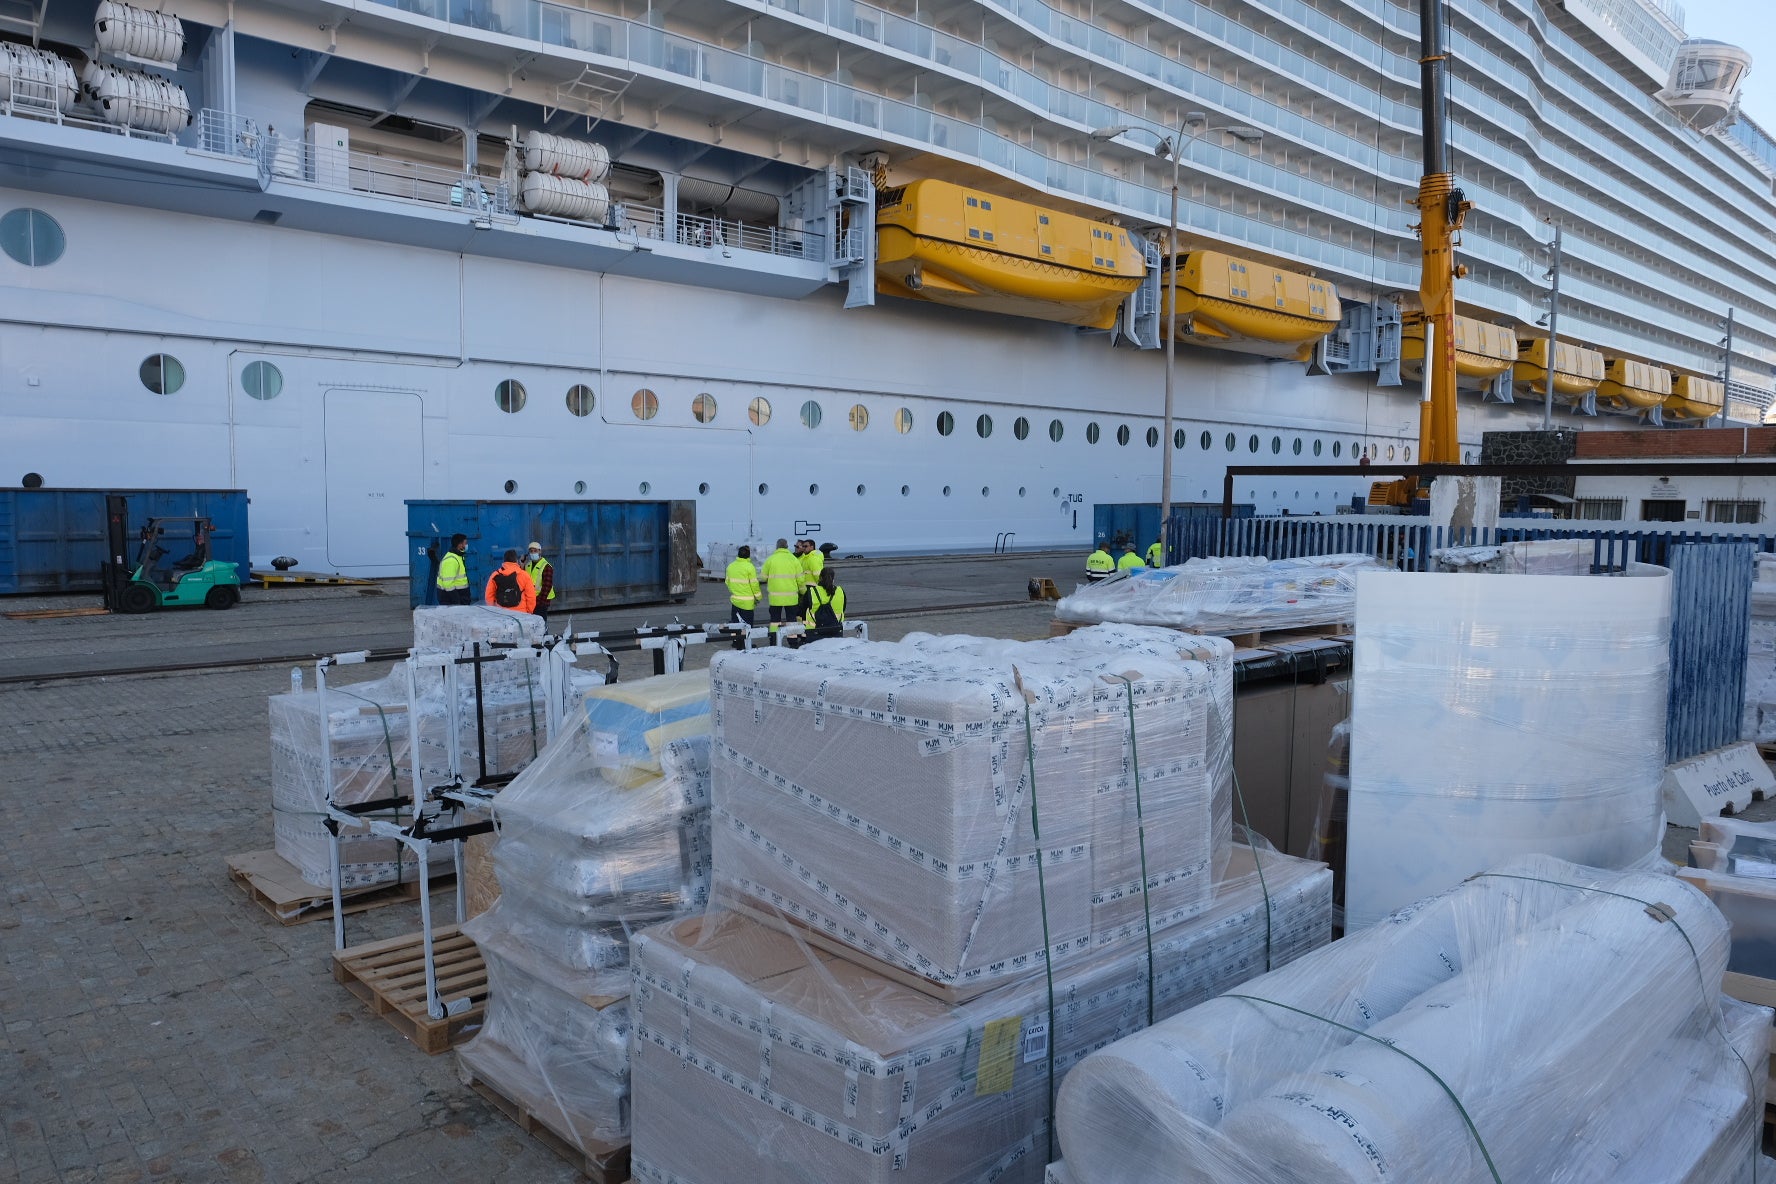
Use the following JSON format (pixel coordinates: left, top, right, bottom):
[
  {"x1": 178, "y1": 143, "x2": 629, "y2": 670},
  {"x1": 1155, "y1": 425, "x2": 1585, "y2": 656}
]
[{"x1": 101, "y1": 497, "x2": 242, "y2": 613}]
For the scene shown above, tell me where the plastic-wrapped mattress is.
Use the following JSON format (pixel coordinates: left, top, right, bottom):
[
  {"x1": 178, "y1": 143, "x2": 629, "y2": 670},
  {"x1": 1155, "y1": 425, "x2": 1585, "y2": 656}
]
[{"x1": 1054, "y1": 553, "x2": 1380, "y2": 634}]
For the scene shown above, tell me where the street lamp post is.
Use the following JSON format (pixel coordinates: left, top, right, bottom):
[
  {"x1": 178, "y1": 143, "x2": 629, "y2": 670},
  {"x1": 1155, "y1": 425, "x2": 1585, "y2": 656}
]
[{"x1": 1090, "y1": 115, "x2": 1263, "y2": 564}]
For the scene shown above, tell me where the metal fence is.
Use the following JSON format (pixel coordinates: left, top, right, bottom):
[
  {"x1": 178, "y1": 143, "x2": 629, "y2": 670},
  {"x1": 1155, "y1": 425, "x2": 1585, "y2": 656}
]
[
  {"x1": 671, "y1": 211, "x2": 821, "y2": 261},
  {"x1": 258, "y1": 136, "x2": 515, "y2": 216},
  {"x1": 1666, "y1": 542, "x2": 1755, "y2": 763},
  {"x1": 193, "y1": 108, "x2": 260, "y2": 159}
]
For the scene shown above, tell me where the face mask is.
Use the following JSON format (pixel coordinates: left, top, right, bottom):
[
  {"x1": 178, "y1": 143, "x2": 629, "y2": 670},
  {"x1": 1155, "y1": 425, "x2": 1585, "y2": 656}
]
[{"x1": 527, "y1": 552, "x2": 540, "y2": 561}]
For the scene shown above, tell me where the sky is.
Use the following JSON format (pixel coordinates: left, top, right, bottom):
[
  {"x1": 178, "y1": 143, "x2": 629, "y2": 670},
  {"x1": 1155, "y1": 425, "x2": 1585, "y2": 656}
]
[{"x1": 1673, "y1": 0, "x2": 1776, "y2": 126}]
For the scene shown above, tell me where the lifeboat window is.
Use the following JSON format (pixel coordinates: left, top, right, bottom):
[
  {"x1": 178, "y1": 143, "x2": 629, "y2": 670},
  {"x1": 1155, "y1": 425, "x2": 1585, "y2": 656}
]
[
  {"x1": 1039, "y1": 215, "x2": 1049, "y2": 225},
  {"x1": 1200, "y1": 431, "x2": 1212, "y2": 450},
  {"x1": 967, "y1": 197, "x2": 979, "y2": 207},
  {"x1": 1224, "y1": 433, "x2": 1236, "y2": 451},
  {"x1": 567, "y1": 384, "x2": 596, "y2": 417},
  {"x1": 750, "y1": 396, "x2": 772, "y2": 426},
  {"x1": 982, "y1": 231, "x2": 995, "y2": 242},
  {"x1": 1041, "y1": 245, "x2": 1053, "y2": 255},
  {"x1": 0, "y1": 208, "x2": 63, "y2": 267},
  {"x1": 1146, "y1": 427, "x2": 1160, "y2": 448},
  {"x1": 496, "y1": 380, "x2": 527, "y2": 413},
  {"x1": 1014, "y1": 416, "x2": 1030, "y2": 440},
  {"x1": 895, "y1": 407, "x2": 914, "y2": 433},
  {"x1": 1248, "y1": 434, "x2": 1259, "y2": 453},
  {"x1": 969, "y1": 228, "x2": 982, "y2": 239},
  {"x1": 1174, "y1": 428, "x2": 1186, "y2": 450},
  {"x1": 980, "y1": 200, "x2": 991, "y2": 210},
  {"x1": 976, "y1": 414, "x2": 993, "y2": 438},
  {"x1": 139, "y1": 353, "x2": 184, "y2": 395},
  {"x1": 242, "y1": 361, "x2": 283, "y2": 401},
  {"x1": 1116, "y1": 424, "x2": 1131, "y2": 446},
  {"x1": 1086, "y1": 422, "x2": 1100, "y2": 444},
  {"x1": 1313, "y1": 439, "x2": 1322, "y2": 456},
  {"x1": 1049, "y1": 419, "x2": 1064, "y2": 442},
  {"x1": 1332, "y1": 441, "x2": 1342, "y2": 458},
  {"x1": 632, "y1": 388, "x2": 659, "y2": 420},
  {"x1": 1270, "y1": 436, "x2": 1281, "y2": 454},
  {"x1": 850, "y1": 404, "x2": 870, "y2": 431},
  {"x1": 1292, "y1": 437, "x2": 1302, "y2": 455},
  {"x1": 801, "y1": 400, "x2": 823, "y2": 428},
  {"x1": 693, "y1": 393, "x2": 718, "y2": 423},
  {"x1": 937, "y1": 411, "x2": 955, "y2": 436}
]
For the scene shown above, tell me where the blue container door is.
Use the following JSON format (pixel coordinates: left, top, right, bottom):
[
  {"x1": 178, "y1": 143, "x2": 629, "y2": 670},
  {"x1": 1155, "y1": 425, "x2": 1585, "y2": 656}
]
[
  {"x1": 406, "y1": 502, "x2": 483, "y2": 608},
  {"x1": 588, "y1": 502, "x2": 668, "y2": 607}
]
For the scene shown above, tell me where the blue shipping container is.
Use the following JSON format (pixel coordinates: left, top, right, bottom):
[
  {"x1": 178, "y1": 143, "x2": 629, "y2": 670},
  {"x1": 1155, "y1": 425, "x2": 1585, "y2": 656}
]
[
  {"x1": 1094, "y1": 502, "x2": 1254, "y2": 559},
  {"x1": 0, "y1": 489, "x2": 251, "y2": 595},
  {"x1": 406, "y1": 500, "x2": 694, "y2": 611}
]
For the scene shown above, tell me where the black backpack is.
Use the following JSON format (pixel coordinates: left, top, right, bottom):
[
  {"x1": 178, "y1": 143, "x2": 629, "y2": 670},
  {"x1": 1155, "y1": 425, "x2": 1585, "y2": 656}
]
[{"x1": 492, "y1": 569, "x2": 522, "y2": 608}]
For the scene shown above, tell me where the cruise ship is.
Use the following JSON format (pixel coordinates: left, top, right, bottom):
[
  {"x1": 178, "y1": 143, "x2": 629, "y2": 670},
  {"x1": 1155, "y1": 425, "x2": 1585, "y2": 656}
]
[{"x1": 0, "y1": 0, "x2": 1772, "y2": 572}]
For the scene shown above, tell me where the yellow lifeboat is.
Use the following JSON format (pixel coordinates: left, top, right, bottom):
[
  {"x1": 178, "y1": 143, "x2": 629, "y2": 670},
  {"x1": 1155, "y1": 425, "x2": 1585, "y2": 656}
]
[
  {"x1": 1164, "y1": 251, "x2": 1340, "y2": 362},
  {"x1": 874, "y1": 180, "x2": 1145, "y2": 330},
  {"x1": 1401, "y1": 315, "x2": 1517, "y2": 389},
  {"x1": 1666, "y1": 374, "x2": 1725, "y2": 420},
  {"x1": 1512, "y1": 338, "x2": 1605, "y2": 400},
  {"x1": 1598, "y1": 358, "x2": 1672, "y2": 411}
]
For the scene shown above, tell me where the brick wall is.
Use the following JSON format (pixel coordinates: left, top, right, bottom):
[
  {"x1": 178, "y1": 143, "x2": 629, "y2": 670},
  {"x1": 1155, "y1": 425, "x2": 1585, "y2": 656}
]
[{"x1": 1573, "y1": 427, "x2": 1776, "y2": 459}]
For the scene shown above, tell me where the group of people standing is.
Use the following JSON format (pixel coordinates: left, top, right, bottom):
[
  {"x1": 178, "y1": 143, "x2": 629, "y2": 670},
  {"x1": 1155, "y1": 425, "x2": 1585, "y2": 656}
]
[
  {"x1": 433, "y1": 534, "x2": 558, "y2": 619},
  {"x1": 724, "y1": 538, "x2": 845, "y2": 646},
  {"x1": 1085, "y1": 538, "x2": 1166, "y2": 582}
]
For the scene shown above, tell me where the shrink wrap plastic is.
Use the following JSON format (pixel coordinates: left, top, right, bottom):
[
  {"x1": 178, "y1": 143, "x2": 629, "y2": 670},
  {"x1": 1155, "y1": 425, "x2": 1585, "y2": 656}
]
[
  {"x1": 1744, "y1": 557, "x2": 1776, "y2": 743},
  {"x1": 708, "y1": 625, "x2": 1233, "y2": 992},
  {"x1": 1429, "y1": 538, "x2": 1611, "y2": 574},
  {"x1": 1054, "y1": 553, "x2": 1381, "y2": 634},
  {"x1": 1681, "y1": 818, "x2": 1776, "y2": 979},
  {"x1": 1345, "y1": 567, "x2": 1671, "y2": 929},
  {"x1": 458, "y1": 671, "x2": 714, "y2": 1145},
  {"x1": 1056, "y1": 857, "x2": 1768, "y2": 1184},
  {"x1": 629, "y1": 844, "x2": 1332, "y2": 1184}
]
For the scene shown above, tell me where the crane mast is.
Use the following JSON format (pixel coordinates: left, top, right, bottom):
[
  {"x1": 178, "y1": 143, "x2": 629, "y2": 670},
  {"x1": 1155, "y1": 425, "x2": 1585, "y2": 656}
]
[{"x1": 1414, "y1": 0, "x2": 1469, "y2": 468}]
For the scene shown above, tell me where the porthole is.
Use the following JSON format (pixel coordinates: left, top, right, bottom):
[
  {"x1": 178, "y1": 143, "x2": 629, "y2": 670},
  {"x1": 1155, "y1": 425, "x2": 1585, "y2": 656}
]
[
  {"x1": 566, "y1": 384, "x2": 596, "y2": 417},
  {"x1": 800, "y1": 400, "x2": 823, "y2": 429},
  {"x1": 901, "y1": 485, "x2": 911, "y2": 496},
  {"x1": 895, "y1": 407, "x2": 914, "y2": 434},
  {"x1": 1086, "y1": 422, "x2": 1101, "y2": 444},
  {"x1": 1386, "y1": 445, "x2": 1397, "y2": 461},
  {"x1": 1174, "y1": 428, "x2": 1186, "y2": 450},
  {"x1": 809, "y1": 483, "x2": 819, "y2": 496},
  {"x1": 1224, "y1": 433, "x2": 1236, "y2": 452},
  {"x1": 856, "y1": 484, "x2": 866, "y2": 495},
  {"x1": 632, "y1": 388, "x2": 659, "y2": 420},
  {"x1": 495, "y1": 379, "x2": 527, "y2": 414},
  {"x1": 1332, "y1": 441, "x2": 1342, "y2": 458},
  {"x1": 139, "y1": 354, "x2": 184, "y2": 395},
  {"x1": 1247, "y1": 434, "x2": 1259, "y2": 453},
  {"x1": 1146, "y1": 427, "x2": 1160, "y2": 448},
  {"x1": 1048, "y1": 419, "x2": 1064, "y2": 442},
  {"x1": 1313, "y1": 439, "x2": 1323, "y2": 457},
  {"x1": 1270, "y1": 436, "x2": 1281, "y2": 455},
  {"x1": 1350, "y1": 439, "x2": 1361, "y2": 456},
  {"x1": 849, "y1": 404, "x2": 869, "y2": 431},
  {"x1": 692, "y1": 393, "x2": 718, "y2": 423},
  {"x1": 942, "y1": 485, "x2": 952, "y2": 496},
  {"x1": 0, "y1": 208, "x2": 64, "y2": 266},
  {"x1": 1200, "y1": 431, "x2": 1212, "y2": 450},
  {"x1": 937, "y1": 411, "x2": 955, "y2": 436},
  {"x1": 1052, "y1": 487, "x2": 1061, "y2": 498},
  {"x1": 758, "y1": 482, "x2": 769, "y2": 495},
  {"x1": 1403, "y1": 446, "x2": 1412, "y2": 462},
  {"x1": 976, "y1": 414, "x2": 993, "y2": 439},
  {"x1": 503, "y1": 479, "x2": 518, "y2": 493},
  {"x1": 698, "y1": 482, "x2": 710, "y2": 495},
  {"x1": 1014, "y1": 416, "x2": 1030, "y2": 440},
  {"x1": 22, "y1": 472, "x2": 43, "y2": 488},
  {"x1": 241, "y1": 360, "x2": 282, "y2": 401},
  {"x1": 639, "y1": 481, "x2": 651, "y2": 494},
  {"x1": 1116, "y1": 425, "x2": 1131, "y2": 446},
  {"x1": 1292, "y1": 437, "x2": 1302, "y2": 456},
  {"x1": 749, "y1": 396, "x2": 772, "y2": 426},
  {"x1": 1018, "y1": 487, "x2": 1027, "y2": 497},
  {"x1": 574, "y1": 480, "x2": 587, "y2": 494}
]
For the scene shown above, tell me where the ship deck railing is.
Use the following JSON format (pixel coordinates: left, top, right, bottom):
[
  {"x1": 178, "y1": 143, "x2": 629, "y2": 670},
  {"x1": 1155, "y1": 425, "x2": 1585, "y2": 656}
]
[
  {"x1": 193, "y1": 108, "x2": 261, "y2": 160},
  {"x1": 257, "y1": 136, "x2": 517, "y2": 218},
  {"x1": 0, "y1": 77, "x2": 178, "y2": 145}
]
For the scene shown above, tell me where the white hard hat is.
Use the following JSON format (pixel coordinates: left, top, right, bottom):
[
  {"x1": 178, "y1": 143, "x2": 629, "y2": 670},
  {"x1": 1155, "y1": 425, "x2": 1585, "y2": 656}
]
[{"x1": 527, "y1": 541, "x2": 542, "y2": 551}]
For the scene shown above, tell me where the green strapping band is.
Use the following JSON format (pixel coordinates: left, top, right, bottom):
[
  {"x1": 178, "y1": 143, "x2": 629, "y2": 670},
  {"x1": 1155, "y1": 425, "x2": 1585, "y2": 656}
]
[
  {"x1": 1221, "y1": 991, "x2": 1504, "y2": 1184},
  {"x1": 1021, "y1": 700, "x2": 1059, "y2": 1167},
  {"x1": 333, "y1": 687, "x2": 401, "y2": 799},
  {"x1": 1117, "y1": 677, "x2": 1159, "y2": 1026}
]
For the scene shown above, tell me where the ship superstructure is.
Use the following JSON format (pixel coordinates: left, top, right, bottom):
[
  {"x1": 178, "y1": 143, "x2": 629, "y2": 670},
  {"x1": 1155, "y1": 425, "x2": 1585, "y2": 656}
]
[{"x1": 0, "y1": 0, "x2": 1771, "y2": 571}]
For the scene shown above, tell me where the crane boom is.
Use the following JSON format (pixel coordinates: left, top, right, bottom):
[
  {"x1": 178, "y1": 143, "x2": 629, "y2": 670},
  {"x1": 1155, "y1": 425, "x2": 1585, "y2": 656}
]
[{"x1": 1415, "y1": 0, "x2": 1469, "y2": 466}]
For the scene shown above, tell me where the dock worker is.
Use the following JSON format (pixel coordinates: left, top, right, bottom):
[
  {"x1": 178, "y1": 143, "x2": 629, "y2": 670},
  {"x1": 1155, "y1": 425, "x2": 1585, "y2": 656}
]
[
  {"x1": 790, "y1": 567, "x2": 846, "y2": 647},
  {"x1": 725, "y1": 544, "x2": 762, "y2": 648},
  {"x1": 798, "y1": 537, "x2": 825, "y2": 598},
  {"x1": 522, "y1": 541, "x2": 555, "y2": 620},
  {"x1": 1086, "y1": 541, "x2": 1116, "y2": 582},
  {"x1": 761, "y1": 538, "x2": 803, "y2": 636},
  {"x1": 436, "y1": 533, "x2": 471, "y2": 605},
  {"x1": 1145, "y1": 538, "x2": 1165, "y2": 568},
  {"x1": 485, "y1": 549, "x2": 537, "y2": 613},
  {"x1": 1117, "y1": 548, "x2": 1145, "y2": 574}
]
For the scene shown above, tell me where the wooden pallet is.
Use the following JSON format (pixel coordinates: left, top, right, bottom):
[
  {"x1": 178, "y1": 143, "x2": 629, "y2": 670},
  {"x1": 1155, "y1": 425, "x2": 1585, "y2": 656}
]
[
  {"x1": 225, "y1": 849, "x2": 454, "y2": 926},
  {"x1": 331, "y1": 926, "x2": 487, "y2": 1054},
  {"x1": 461, "y1": 1053, "x2": 630, "y2": 1182},
  {"x1": 1048, "y1": 618, "x2": 1351, "y2": 649}
]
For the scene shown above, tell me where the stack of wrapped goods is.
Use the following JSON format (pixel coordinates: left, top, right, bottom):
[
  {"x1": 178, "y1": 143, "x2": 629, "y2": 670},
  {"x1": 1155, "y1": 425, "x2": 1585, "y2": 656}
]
[
  {"x1": 1053, "y1": 554, "x2": 1380, "y2": 635},
  {"x1": 1054, "y1": 856, "x2": 1769, "y2": 1183},
  {"x1": 628, "y1": 624, "x2": 1334, "y2": 1184},
  {"x1": 268, "y1": 607, "x2": 550, "y2": 889},
  {"x1": 457, "y1": 669, "x2": 714, "y2": 1156}
]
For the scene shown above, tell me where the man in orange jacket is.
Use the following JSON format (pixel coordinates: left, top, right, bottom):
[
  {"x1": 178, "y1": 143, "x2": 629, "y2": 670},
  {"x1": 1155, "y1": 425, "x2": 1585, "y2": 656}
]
[{"x1": 484, "y1": 549, "x2": 537, "y2": 613}]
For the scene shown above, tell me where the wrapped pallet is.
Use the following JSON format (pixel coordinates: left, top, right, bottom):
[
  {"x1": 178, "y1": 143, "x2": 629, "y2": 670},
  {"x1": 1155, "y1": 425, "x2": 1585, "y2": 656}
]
[
  {"x1": 1055, "y1": 858, "x2": 1766, "y2": 1184},
  {"x1": 709, "y1": 625, "x2": 1230, "y2": 995},
  {"x1": 630, "y1": 846, "x2": 1332, "y2": 1184},
  {"x1": 1054, "y1": 554, "x2": 1380, "y2": 635},
  {"x1": 458, "y1": 670, "x2": 714, "y2": 1148}
]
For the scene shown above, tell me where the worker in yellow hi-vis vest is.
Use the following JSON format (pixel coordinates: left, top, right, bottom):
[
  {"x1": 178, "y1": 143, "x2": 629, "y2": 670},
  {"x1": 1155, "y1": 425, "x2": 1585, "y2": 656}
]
[
  {"x1": 760, "y1": 538, "x2": 803, "y2": 637},
  {"x1": 1145, "y1": 538, "x2": 1165, "y2": 568},
  {"x1": 436, "y1": 533, "x2": 471, "y2": 605},
  {"x1": 1086, "y1": 541, "x2": 1115, "y2": 582},
  {"x1": 725, "y1": 545, "x2": 762, "y2": 648}
]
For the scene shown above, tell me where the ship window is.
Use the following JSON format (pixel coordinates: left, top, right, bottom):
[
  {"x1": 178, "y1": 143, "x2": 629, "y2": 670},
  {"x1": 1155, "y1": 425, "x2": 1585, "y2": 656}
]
[
  {"x1": 1146, "y1": 427, "x2": 1159, "y2": 448},
  {"x1": 901, "y1": 485, "x2": 910, "y2": 496},
  {"x1": 1116, "y1": 425, "x2": 1131, "y2": 446},
  {"x1": 1292, "y1": 437, "x2": 1302, "y2": 455},
  {"x1": 575, "y1": 480, "x2": 587, "y2": 494},
  {"x1": 749, "y1": 396, "x2": 772, "y2": 426},
  {"x1": 1174, "y1": 428, "x2": 1186, "y2": 450},
  {"x1": 1351, "y1": 439, "x2": 1361, "y2": 456},
  {"x1": 1041, "y1": 244, "x2": 1054, "y2": 255},
  {"x1": 982, "y1": 231, "x2": 995, "y2": 242},
  {"x1": 1200, "y1": 430, "x2": 1212, "y2": 450},
  {"x1": 1086, "y1": 422, "x2": 1100, "y2": 444},
  {"x1": 495, "y1": 379, "x2": 527, "y2": 414},
  {"x1": 849, "y1": 404, "x2": 869, "y2": 431},
  {"x1": 639, "y1": 481, "x2": 651, "y2": 494},
  {"x1": 759, "y1": 483, "x2": 769, "y2": 495},
  {"x1": 1386, "y1": 445, "x2": 1397, "y2": 461},
  {"x1": 566, "y1": 384, "x2": 596, "y2": 416},
  {"x1": 1049, "y1": 419, "x2": 1064, "y2": 442},
  {"x1": 937, "y1": 411, "x2": 955, "y2": 436},
  {"x1": 241, "y1": 361, "x2": 283, "y2": 401},
  {"x1": 967, "y1": 197, "x2": 978, "y2": 207},
  {"x1": 1270, "y1": 436, "x2": 1281, "y2": 454},
  {"x1": 1248, "y1": 434, "x2": 1259, "y2": 453},
  {"x1": 693, "y1": 393, "x2": 718, "y2": 423},
  {"x1": 632, "y1": 388, "x2": 659, "y2": 420},
  {"x1": 943, "y1": 485, "x2": 952, "y2": 496},
  {"x1": 976, "y1": 414, "x2": 993, "y2": 438},
  {"x1": 1332, "y1": 441, "x2": 1342, "y2": 458},
  {"x1": 800, "y1": 400, "x2": 823, "y2": 428},
  {"x1": 1018, "y1": 487, "x2": 1026, "y2": 497},
  {"x1": 1313, "y1": 439, "x2": 1322, "y2": 457},
  {"x1": 1463, "y1": 450, "x2": 1473, "y2": 464},
  {"x1": 0, "y1": 208, "x2": 64, "y2": 267},
  {"x1": 1052, "y1": 487, "x2": 1060, "y2": 498},
  {"x1": 504, "y1": 479, "x2": 518, "y2": 493},
  {"x1": 856, "y1": 484, "x2": 866, "y2": 496},
  {"x1": 139, "y1": 354, "x2": 184, "y2": 395},
  {"x1": 1224, "y1": 433, "x2": 1236, "y2": 451},
  {"x1": 699, "y1": 482, "x2": 710, "y2": 495},
  {"x1": 1014, "y1": 416, "x2": 1030, "y2": 440},
  {"x1": 895, "y1": 407, "x2": 914, "y2": 433},
  {"x1": 1039, "y1": 215, "x2": 1049, "y2": 225},
  {"x1": 980, "y1": 200, "x2": 991, "y2": 210},
  {"x1": 1403, "y1": 446, "x2": 1411, "y2": 462},
  {"x1": 809, "y1": 483, "x2": 819, "y2": 495}
]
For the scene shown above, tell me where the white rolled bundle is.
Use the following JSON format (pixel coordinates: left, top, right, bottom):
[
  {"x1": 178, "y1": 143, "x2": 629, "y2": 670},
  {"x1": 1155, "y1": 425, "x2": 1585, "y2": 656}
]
[
  {"x1": 520, "y1": 129, "x2": 611, "y2": 181},
  {"x1": 95, "y1": 1, "x2": 185, "y2": 64}
]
